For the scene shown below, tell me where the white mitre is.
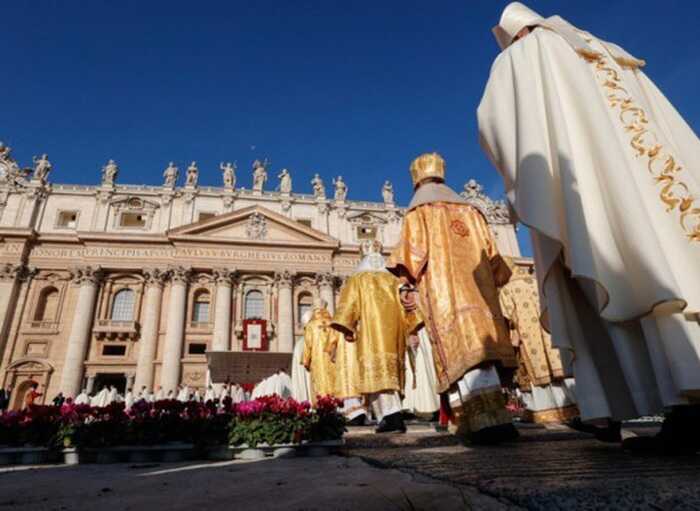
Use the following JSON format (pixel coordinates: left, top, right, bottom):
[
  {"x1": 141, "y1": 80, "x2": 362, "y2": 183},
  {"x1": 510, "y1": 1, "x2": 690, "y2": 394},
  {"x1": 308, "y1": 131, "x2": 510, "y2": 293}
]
[
  {"x1": 492, "y1": 2, "x2": 543, "y2": 50},
  {"x1": 354, "y1": 240, "x2": 387, "y2": 274}
]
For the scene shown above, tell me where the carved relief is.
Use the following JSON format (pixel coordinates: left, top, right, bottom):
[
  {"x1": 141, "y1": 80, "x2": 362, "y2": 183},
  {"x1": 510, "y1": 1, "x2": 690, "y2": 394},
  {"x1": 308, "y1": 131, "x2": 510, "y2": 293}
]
[{"x1": 245, "y1": 212, "x2": 268, "y2": 240}]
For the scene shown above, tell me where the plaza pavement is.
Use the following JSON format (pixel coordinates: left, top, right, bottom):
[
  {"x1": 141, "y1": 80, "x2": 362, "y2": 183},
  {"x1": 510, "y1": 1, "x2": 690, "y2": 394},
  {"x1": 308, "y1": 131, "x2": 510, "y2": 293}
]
[{"x1": 1, "y1": 422, "x2": 699, "y2": 510}]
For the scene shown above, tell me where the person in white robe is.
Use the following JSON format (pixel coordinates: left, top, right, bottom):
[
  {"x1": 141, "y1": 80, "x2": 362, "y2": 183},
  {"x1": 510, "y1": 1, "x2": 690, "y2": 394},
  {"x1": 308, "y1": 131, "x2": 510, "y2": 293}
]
[
  {"x1": 124, "y1": 388, "x2": 134, "y2": 410},
  {"x1": 176, "y1": 385, "x2": 190, "y2": 402},
  {"x1": 232, "y1": 384, "x2": 246, "y2": 403},
  {"x1": 204, "y1": 385, "x2": 216, "y2": 403},
  {"x1": 402, "y1": 328, "x2": 441, "y2": 418},
  {"x1": 193, "y1": 389, "x2": 202, "y2": 402},
  {"x1": 155, "y1": 386, "x2": 165, "y2": 401},
  {"x1": 107, "y1": 385, "x2": 119, "y2": 405},
  {"x1": 74, "y1": 389, "x2": 90, "y2": 405},
  {"x1": 91, "y1": 387, "x2": 110, "y2": 407},
  {"x1": 478, "y1": 2, "x2": 700, "y2": 453},
  {"x1": 291, "y1": 314, "x2": 314, "y2": 403}
]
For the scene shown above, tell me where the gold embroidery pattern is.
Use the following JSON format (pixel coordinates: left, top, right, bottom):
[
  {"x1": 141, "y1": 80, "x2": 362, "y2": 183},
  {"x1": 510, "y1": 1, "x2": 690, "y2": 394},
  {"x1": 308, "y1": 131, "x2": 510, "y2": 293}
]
[{"x1": 580, "y1": 50, "x2": 700, "y2": 243}]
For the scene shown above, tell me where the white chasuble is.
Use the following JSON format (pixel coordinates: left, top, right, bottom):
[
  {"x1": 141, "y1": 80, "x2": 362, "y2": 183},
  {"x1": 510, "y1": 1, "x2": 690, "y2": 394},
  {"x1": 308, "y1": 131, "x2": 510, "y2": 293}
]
[{"x1": 478, "y1": 19, "x2": 700, "y2": 421}]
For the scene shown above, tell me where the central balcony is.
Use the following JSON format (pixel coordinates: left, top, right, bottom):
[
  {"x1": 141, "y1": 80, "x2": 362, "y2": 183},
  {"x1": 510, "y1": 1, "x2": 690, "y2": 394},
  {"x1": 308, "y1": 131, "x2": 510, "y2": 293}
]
[{"x1": 93, "y1": 319, "x2": 139, "y2": 340}]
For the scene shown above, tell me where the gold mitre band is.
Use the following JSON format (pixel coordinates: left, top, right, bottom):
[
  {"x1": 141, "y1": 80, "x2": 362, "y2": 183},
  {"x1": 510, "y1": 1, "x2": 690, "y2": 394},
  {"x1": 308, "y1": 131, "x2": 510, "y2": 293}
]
[{"x1": 410, "y1": 152, "x2": 446, "y2": 187}]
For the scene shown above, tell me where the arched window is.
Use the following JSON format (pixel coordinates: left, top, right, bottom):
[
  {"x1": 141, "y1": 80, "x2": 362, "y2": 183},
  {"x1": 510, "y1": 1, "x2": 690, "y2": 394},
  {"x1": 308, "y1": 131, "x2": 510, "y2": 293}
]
[
  {"x1": 111, "y1": 289, "x2": 135, "y2": 321},
  {"x1": 245, "y1": 290, "x2": 264, "y2": 319},
  {"x1": 34, "y1": 287, "x2": 59, "y2": 322},
  {"x1": 192, "y1": 290, "x2": 211, "y2": 323},
  {"x1": 297, "y1": 292, "x2": 313, "y2": 325}
]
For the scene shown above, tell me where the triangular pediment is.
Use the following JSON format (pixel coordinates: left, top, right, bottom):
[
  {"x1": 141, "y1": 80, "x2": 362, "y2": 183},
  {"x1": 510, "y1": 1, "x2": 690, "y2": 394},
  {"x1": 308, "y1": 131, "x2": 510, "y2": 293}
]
[{"x1": 167, "y1": 206, "x2": 338, "y2": 247}]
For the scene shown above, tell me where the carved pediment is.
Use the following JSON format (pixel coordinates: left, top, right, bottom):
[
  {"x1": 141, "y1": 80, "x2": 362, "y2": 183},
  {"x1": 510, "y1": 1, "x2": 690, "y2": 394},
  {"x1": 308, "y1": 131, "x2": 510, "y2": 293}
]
[
  {"x1": 168, "y1": 206, "x2": 338, "y2": 247},
  {"x1": 109, "y1": 196, "x2": 160, "y2": 211},
  {"x1": 346, "y1": 211, "x2": 388, "y2": 225}
]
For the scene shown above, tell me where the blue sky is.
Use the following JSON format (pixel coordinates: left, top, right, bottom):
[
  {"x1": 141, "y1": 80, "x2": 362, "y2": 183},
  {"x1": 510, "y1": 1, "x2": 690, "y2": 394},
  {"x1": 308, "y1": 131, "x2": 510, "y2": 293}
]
[{"x1": 3, "y1": 1, "x2": 699, "y2": 254}]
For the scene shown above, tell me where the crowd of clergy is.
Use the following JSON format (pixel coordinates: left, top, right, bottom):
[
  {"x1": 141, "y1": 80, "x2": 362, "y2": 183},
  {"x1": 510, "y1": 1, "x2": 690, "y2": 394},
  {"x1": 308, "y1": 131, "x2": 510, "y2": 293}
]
[
  {"x1": 292, "y1": 1, "x2": 700, "y2": 455},
  {"x1": 9, "y1": 3, "x2": 699, "y2": 457}
]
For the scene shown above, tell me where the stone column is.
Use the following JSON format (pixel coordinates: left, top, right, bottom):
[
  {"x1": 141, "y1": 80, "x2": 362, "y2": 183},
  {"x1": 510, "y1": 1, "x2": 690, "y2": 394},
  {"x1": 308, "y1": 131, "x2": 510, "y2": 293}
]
[
  {"x1": 86, "y1": 375, "x2": 96, "y2": 394},
  {"x1": 159, "y1": 266, "x2": 191, "y2": 393},
  {"x1": 275, "y1": 271, "x2": 294, "y2": 353},
  {"x1": 134, "y1": 268, "x2": 167, "y2": 392},
  {"x1": 60, "y1": 266, "x2": 103, "y2": 397},
  {"x1": 212, "y1": 269, "x2": 235, "y2": 352},
  {"x1": 316, "y1": 272, "x2": 336, "y2": 314},
  {"x1": 0, "y1": 264, "x2": 27, "y2": 354}
]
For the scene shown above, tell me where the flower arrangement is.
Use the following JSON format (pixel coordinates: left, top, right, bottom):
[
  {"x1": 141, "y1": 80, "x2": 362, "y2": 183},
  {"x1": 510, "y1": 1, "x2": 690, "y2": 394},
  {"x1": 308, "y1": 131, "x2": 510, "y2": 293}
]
[{"x1": 0, "y1": 395, "x2": 346, "y2": 450}]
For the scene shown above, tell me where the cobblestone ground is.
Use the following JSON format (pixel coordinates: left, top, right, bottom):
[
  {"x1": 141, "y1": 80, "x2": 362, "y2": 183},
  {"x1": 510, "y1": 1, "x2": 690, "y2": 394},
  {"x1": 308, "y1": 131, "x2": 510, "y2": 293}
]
[{"x1": 345, "y1": 422, "x2": 700, "y2": 511}]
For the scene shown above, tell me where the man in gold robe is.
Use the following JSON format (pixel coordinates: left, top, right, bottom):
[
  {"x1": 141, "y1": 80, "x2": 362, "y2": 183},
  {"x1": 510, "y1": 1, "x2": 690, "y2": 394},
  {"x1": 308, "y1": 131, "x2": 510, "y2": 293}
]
[
  {"x1": 387, "y1": 152, "x2": 518, "y2": 444},
  {"x1": 301, "y1": 299, "x2": 338, "y2": 405},
  {"x1": 332, "y1": 240, "x2": 422, "y2": 433},
  {"x1": 499, "y1": 258, "x2": 578, "y2": 424}
]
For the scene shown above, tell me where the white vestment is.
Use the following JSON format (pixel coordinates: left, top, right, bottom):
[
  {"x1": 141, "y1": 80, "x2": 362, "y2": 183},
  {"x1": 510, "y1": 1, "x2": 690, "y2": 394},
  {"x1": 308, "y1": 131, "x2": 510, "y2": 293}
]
[
  {"x1": 107, "y1": 387, "x2": 119, "y2": 405},
  {"x1": 91, "y1": 388, "x2": 110, "y2": 407},
  {"x1": 478, "y1": 18, "x2": 700, "y2": 421},
  {"x1": 155, "y1": 389, "x2": 165, "y2": 401},
  {"x1": 74, "y1": 391, "x2": 90, "y2": 405},
  {"x1": 520, "y1": 379, "x2": 577, "y2": 415},
  {"x1": 402, "y1": 329, "x2": 440, "y2": 416},
  {"x1": 177, "y1": 386, "x2": 190, "y2": 402},
  {"x1": 124, "y1": 391, "x2": 134, "y2": 410},
  {"x1": 291, "y1": 338, "x2": 313, "y2": 403},
  {"x1": 232, "y1": 385, "x2": 246, "y2": 403},
  {"x1": 204, "y1": 387, "x2": 216, "y2": 402}
]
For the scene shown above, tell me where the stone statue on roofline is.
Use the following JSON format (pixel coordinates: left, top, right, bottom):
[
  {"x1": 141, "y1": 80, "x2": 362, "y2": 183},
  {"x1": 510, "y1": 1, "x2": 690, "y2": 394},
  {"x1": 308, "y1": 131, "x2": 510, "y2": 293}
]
[
  {"x1": 220, "y1": 161, "x2": 236, "y2": 189},
  {"x1": 163, "y1": 162, "x2": 178, "y2": 187},
  {"x1": 252, "y1": 159, "x2": 269, "y2": 192},
  {"x1": 101, "y1": 159, "x2": 118, "y2": 186},
  {"x1": 278, "y1": 168, "x2": 292, "y2": 194},
  {"x1": 185, "y1": 161, "x2": 199, "y2": 187}
]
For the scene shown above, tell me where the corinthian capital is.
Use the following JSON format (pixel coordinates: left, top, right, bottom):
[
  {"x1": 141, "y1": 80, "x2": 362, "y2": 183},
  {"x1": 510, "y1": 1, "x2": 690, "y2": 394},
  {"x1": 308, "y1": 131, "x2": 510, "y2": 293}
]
[
  {"x1": 315, "y1": 272, "x2": 335, "y2": 289},
  {"x1": 212, "y1": 268, "x2": 237, "y2": 287},
  {"x1": 143, "y1": 268, "x2": 168, "y2": 288},
  {"x1": 0, "y1": 263, "x2": 35, "y2": 282},
  {"x1": 275, "y1": 270, "x2": 294, "y2": 289},
  {"x1": 168, "y1": 266, "x2": 192, "y2": 284},
  {"x1": 71, "y1": 265, "x2": 104, "y2": 286}
]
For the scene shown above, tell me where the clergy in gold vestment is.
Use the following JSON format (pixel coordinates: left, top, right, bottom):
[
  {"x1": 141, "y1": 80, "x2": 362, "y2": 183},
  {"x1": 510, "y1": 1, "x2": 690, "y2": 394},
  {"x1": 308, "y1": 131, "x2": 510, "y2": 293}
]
[
  {"x1": 499, "y1": 258, "x2": 578, "y2": 424},
  {"x1": 479, "y1": 2, "x2": 700, "y2": 453},
  {"x1": 332, "y1": 240, "x2": 422, "y2": 433},
  {"x1": 387, "y1": 152, "x2": 518, "y2": 444},
  {"x1": 301, "y1": 299, "x2": 339, "y2": 405}
]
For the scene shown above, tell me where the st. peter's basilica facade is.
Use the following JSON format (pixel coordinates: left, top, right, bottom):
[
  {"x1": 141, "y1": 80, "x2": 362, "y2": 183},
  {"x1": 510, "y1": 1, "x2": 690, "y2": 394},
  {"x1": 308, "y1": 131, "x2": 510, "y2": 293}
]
[{"x1": 0, "y1": 144, "x2": 521, "y2": 409}]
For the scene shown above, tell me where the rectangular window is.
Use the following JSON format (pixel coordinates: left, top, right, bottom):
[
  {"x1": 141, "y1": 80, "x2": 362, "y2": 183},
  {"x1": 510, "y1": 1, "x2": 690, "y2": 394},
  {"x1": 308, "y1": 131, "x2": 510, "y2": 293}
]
[
  {"x1": 102, "y1": 344, "x2": 127, "y2": 357},
  {"x1": 357, "y1": 225, "x2": 377, "y2": 240},
  {"x1": 188, "y1": 343, "x2": 207, "y2": 355},
  {"x1": 192, "y1": 302, "x2": 210, "y2": 323},
  {"x1": 57, "y1": 210, "x2": 78, "y2": 229},
  {"x1": 198, "y1": 212, "x2": 216, "y2": 222},
  {"x1": 120, "y1": 212, "x2": 146, "y2": 228}
]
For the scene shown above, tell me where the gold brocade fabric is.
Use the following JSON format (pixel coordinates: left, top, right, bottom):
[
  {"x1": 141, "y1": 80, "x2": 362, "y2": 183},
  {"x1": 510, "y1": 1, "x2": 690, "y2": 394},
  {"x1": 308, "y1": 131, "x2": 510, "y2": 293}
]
[
  {"x1": 302, "y1": 308, "x2": 339, "y2": 403},
  {"x1": 332, "y1": 271, "x2": 422, "y2": 395},
  {"x1": 387, "y1": 203, "x2": 516, "y2": 393},
  {"x1": 499, "y1": 272, "x2": 567, "y2": 387}
]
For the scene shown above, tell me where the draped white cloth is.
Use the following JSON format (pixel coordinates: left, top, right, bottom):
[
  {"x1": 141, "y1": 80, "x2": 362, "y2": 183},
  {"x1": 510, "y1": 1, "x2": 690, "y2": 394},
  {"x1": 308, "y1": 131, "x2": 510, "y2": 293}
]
[
  {"x1": 74, "y1": 391, "x2": 90, "y2": 405},
  {"x1": 155, "y1": 388, "x2": 165, "y2": 401},
  {"x1": 369, "y1": 392, "x2": 402, "y2": 423},
  {"x1": 402, "y1": 329, "x2": 440, "y2": 415},
  {"x1": 124, "y1": 391, "x2": 134, "y2": 410},
  {"x1": 204, "y1": 387, "x2": 216, "y2": 402},
  {"x1": 478, "y1": 19, "x2": 700, "y2": 421},
  {"x1": 177, "y1": 386, "x2": 190, "y2": 402},
  {"x1": 231, "y1": 385, "x2": 246, "y2": 403},
  {"x1": 107, "y1": 387, "x2": 120, "y2": 404},
  {"x1": 90, "y1": 388, "x2": 110, "y2": 407},
  {"x1": 252, "y1": 372, "x2": 293, "y2": 400},
  {"x1": 291, "y1": 338, "x2": 313, "y2": 403},
  {"x1": 520, "y1": 379, "x2": 577, "y2": 414}
]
